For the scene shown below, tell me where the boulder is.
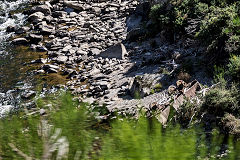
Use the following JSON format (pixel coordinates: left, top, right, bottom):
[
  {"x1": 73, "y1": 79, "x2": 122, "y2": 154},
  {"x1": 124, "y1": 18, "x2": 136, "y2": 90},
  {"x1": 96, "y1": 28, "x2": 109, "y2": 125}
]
[
  {"x1": 36, "y1": 45, "x2": 48, "y2": 52},
  {"x1": 129, "y1": 76, "x2": 152, "y2": 98},
  {"x1": 126, "y1": 27, "x2": 146, "y2": 41},
  {"x1": 52, "y1": 11, "x2": 67, "y2": 18},
  {"x1": 15, "y1": 26, "x2": 30, "y2": 34},
  {"x1": 40, "y1": 25, "x2": 55, "y2": 35},
  {"x1": 6, "y1": 25, "x2": 16, "y2": 32},
  {"x1": 21, "y1": 90, "x2": 36, "y2": 99},
  {"x1": 54, "y1": 55, "x2": 68, "y2": 64},
  {"x1": 98, "y1": 43, "x2": 127, "y2": 59},
  {"x1": 63, "y1": 1, "x2": 84, "y2": 11},
  {"x1": 32, "y1": 5, "x2": 51, "y2": 15},
  {"x1": 28, "y1": 12, "x2": 45, "y2": 23},
  {"x1": 90, "y1": 48, "x2": 101, "y2": 56},
  {"x1": 126, "y1": 14, "x2": 142, "y2": 31},
  {"x1": 12, "y1": 38, "x2": 28, "y2": 45},
  {"x1": 42, "y1": 64, "x2": 59, "y2": 73},
  {"x1": 28, "y1": 34, "x2": 43, "y2": 44}
]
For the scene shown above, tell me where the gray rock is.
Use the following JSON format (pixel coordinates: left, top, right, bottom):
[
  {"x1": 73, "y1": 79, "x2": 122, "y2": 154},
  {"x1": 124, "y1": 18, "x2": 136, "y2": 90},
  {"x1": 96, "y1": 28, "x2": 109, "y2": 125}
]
[
  {"x1": 126, "y1": 14, "x2": 142, "y2": 31},
  {"x1": 52, "y1": 11, "x2": 67, "y2": 18},
  {"x1": 40, "y1": 25, "x2": 55, "y2": 35},
  {"x1": 98, "y1": 43, "x2": 127, "y2": 59},
  {"x1": 42, "y1": 64, "x2": 59, "y2": 73},
  {"x1": 90, "y1": 48, "x2": 101, "y2": 56},
  {"x1": 63, "y1": 1, "x2": 84, "y2": 11},
  {"x1": 28, "y1": 12, "x2": 45, "y2": 23},
  {"x1": 15, "y1": 26, "x2": 30, "y2": 34},
  {"x1": 12, "y1": 38, "x2": 28, "y2": 45},
  {"x1": 129, "y1": 76, "x2": 152, "y2": 98},
  {"x1": 55, "y1": 55, "x2": 68, "y2": 64},
  {"x1": 92, "y1": 7, "x2": 101, "y2": 15},
  {"x1": 21, "y1": 90, "x2": 36, "y2": 99},
  {"x1": 62, "y1": 45, "x2": 72, "y2": 52},
  {"x1": 28, "y1": 34, "x2": 43, "y2": 44},
  {"x1": 39, "y1": 108, "x2": 46, "y2": 115},
  {"x1": 32, "y1": 5, "x2": 51, "y2": 15},
  {"x1": 36, "y1": 45, "x2": 48, "y2": 52},
  {"x1": 6, "y1": 25, "x2": 16, "y2": 32}
]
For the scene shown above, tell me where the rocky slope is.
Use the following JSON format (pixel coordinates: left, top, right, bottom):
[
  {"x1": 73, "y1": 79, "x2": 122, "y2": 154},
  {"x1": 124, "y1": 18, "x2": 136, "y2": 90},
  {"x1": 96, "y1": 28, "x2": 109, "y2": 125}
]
[{"x1": 9, "y1": 0, "x2": 213, "y2": 123}]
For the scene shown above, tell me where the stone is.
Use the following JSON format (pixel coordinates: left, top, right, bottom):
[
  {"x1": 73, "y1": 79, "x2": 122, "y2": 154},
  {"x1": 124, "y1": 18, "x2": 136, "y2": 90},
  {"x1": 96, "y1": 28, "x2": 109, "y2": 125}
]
[
  {"x1": 39, "y1": 108, "x2": 46, "y2": 115},
  {"x1": 12, "y1": 38, "x2": 28, "y2": 45},
  {"x1": 52, "y1": 11, "x2": 67, "y2": 18},
  {"x1": 28, "y1": 34, "x2": 43, "y2": 44},
  {"x1": 63, "y1": 1, "x2": 84, "y2": 11},
  {"x1": 62, "y1": 45, "x2": 72, "y2": 52},
  {"x1": 156, "y1": 106, "x2": 170, "y2": 125},
  {"x1": 129, "y1": 76, "x2": 152, "y2": 98},
  {"x1": 36, "y1": 45, "x2": 48, "y2": 52},
  {"x1": 98, "y1": 43, "x2": 127, "y2": 59},
  {"x1": 15, "y1": 26, "x2": 30, "y2": 34},
  {"x1": 42, "y1": 64, "x2": 59, "y2": 73},
  {"x1": 40, "y1": 25, "x2": 55, "y2": 35},
  {"x1": 31, "y1": 58, "x2": 47, "y2": 64},
  {"x1": 28, "y1": 12, "x2": 45, "y2": 23},
  {"x1": 92, "y1": 7, "x2": 101, "y2": 15},
  {"x1": 6, "y1": 25, "x2": 16, "y2": 32},
  {"x1": 126, "y1": 14, "x2": 142, "y2": 31},
  {"x1": 126, "y1": 27, "x2": 145, "y2": 41},
  {"x1": 55, "y1": 55, "x2": 68, "y2": 64},
  {"x1": 90, "y1": 48, "x2": 101, "y2": 56},
  {"x1": 21, "y1": 90, "x2": 36, "y2": 99},
  {"x1": 0, "y1": 105, "x2": 13, "y2": 118},
  {"x1": 32, "y1": 5, "x2": 51, "y2": 15}
]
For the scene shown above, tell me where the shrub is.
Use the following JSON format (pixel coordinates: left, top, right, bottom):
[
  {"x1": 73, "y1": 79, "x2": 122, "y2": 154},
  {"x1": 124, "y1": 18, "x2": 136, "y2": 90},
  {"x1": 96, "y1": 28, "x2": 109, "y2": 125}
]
[
  {"x1": 227, "y1": 55, "x2": 240, "y2": 81},
  {"x1": 150, "y1": 0, "x2": 240, "y2": 63},
  {"x1": 100, "y1": 116, "x2": 197, "y2": 159},
  {"x1": 201, "y1": 87, "x2": 239, "y2": 116},
  {"x1": 0, "y1": 92, "x2": 98, "y2": 160}
]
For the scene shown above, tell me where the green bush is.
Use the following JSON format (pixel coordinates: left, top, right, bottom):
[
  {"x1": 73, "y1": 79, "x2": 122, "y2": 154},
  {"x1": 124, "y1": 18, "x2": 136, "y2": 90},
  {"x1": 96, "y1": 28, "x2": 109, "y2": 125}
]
[
  {"x1": 100, "y1": 116, "x2": 197, "y2": 160},
  {"x1": 227, "y1": 55, "x2": 240, "y2": 80},
  {"x1": 0, "y1": 92, "x2": 98, "y2": 160},
  {"x1": 150, "y1": 0, "x2": 240, "y2": 62},
  {"x1": 202, "y1": 87, "x2": 239, "y2": 116}
]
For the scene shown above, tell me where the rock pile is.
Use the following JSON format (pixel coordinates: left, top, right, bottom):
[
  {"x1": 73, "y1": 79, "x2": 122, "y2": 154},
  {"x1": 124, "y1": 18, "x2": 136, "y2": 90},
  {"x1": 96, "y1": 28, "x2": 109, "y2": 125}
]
[{"x1": 9, "y1": 0, "x2": 212, "y2": 119}]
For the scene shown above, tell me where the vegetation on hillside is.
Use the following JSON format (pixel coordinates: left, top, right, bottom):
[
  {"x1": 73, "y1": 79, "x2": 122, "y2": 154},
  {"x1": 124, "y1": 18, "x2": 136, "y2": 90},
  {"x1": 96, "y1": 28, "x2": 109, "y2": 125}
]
[{"x1": 149, "y1": 0, "x2": 240, "y2": 62}]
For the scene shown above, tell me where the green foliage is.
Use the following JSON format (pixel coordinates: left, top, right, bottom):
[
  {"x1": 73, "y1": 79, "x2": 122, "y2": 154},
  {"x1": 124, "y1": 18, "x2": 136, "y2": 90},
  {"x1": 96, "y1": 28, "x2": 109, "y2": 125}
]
[
  {"x1": 150, "y1": 0, "x2": 240, "y2": 62},
  {"x1": 0, "y1": 114, "x2": 43, "y2": 159},
  {"x1": 227, "y1": 55, "x2": 240, "y2": 81},
  {"x1": 100, "y1": 116, "x2": 196, "y2": 160},
  {"x1": 2, "y1": 92, "x2": 240, "y2": 159},
  {"x1": 177, "y1": 100, "x2": 198, "y2": 127},
  {"x1": 0, "y1": 92, "x2": 98, "y2": 159},
  {"x1": 202, "y1": 87, "x2": 239, "y2": 116},
  {"x1": 48, "y1": 93, "x2": 98, "y2": 159}
]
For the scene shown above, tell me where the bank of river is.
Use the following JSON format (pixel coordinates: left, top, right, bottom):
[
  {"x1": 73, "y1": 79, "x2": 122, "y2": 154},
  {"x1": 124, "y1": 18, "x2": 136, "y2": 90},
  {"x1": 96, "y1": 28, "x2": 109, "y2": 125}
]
[{"x1": 1, "y1": 0, "x2": 240, "y2": 159}]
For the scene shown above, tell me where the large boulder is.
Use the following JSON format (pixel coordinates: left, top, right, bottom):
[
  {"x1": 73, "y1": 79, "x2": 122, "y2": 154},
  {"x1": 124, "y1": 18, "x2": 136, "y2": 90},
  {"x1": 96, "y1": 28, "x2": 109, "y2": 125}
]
[
  {"x1": 39, "y1": 25, "x2": 55, "y2": 35},
  {"x1": 12, "y1": 38, "x2": 28, "y2": 45},
  {"x1": 63, "y1": 1, "x2": 84, "y2": 11},
  {"x1": 28, "y1": 34, "x2": 43, "y2": 44},
  {"x1": 129, "y1": 75, "x2": 153, "y2": 98},
  {"x1": 32, "y1": 5, "x2": 51, "y2": 15},
  {"x1": 28, "y1": 12, "x2": 45, "y2": 23},
  {"x1": 97, "y1": 43, "x2": 127, "y2": 59}
]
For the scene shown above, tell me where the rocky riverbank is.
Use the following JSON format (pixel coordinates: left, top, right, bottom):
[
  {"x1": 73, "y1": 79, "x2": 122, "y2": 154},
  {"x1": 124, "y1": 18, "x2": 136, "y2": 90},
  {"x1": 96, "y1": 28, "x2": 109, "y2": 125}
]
[{"x1": 8, "y1": 0, "x2": 213, "y2": 123}]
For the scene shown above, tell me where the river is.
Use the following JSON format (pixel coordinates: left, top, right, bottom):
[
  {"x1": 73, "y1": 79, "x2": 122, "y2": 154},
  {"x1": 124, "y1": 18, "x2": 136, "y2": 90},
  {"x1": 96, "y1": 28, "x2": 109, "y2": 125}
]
[{"x1": 0, "y1": 0, "x2": 34, "y2": 117}]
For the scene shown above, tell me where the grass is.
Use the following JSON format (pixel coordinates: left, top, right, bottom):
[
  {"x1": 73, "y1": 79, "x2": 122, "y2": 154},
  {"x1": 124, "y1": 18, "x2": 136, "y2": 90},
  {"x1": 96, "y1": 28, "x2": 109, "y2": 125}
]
[{"x1": 1, "y1": 92, "x2": 240, "y2": 159}]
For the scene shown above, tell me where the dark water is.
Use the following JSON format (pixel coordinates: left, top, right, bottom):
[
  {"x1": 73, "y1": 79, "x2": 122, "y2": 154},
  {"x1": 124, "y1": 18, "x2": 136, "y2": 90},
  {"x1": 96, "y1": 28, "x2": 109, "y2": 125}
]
[{"x1": 0, "y1": 0, "x2": 36, "y2": 116}]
